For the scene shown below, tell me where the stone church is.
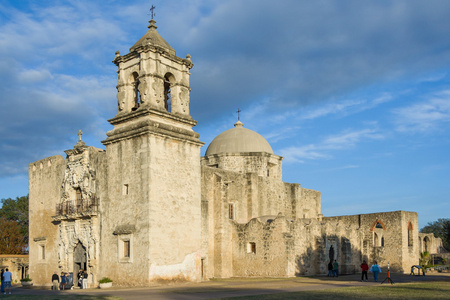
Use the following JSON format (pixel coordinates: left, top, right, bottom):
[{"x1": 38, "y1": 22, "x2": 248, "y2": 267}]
[{"x1": 28, "y1": 18, "x2": 443, "y2": 287}]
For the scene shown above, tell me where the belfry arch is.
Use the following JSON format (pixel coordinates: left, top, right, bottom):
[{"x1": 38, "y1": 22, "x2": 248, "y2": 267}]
[
  {"x1": 164, "y1": 73, "x2": 175, "y2": 112},
  {"x1": 131, "y1": 72, "x2": 140, "y2": 111}
]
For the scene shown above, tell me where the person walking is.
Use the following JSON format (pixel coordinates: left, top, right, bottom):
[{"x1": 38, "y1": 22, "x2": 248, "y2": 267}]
[
  {"x1": 360, "y1": 260, "x2": 369, "y2": 282},
  {"x1": 370, "y1": 261, "x2": 382, "y2": 282},
  {"x1": 333, "y1": 260, "x2": 339, "y2": 277},
  {"x1": 51, "y1": 272, "x2": 59, "y2": 291},
  {"x1": 327, "y1": 261, "x2": 333, "y2": 277},
  {"x1": 3, "y1": 268, "x2": 12, "y2": 295}
]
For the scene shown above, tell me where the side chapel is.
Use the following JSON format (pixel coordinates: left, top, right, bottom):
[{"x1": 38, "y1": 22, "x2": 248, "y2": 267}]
[{"x1": 28, "y1": 18, "x2": 444, "y2": 286}]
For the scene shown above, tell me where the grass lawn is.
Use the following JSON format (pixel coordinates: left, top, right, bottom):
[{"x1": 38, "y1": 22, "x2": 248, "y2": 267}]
[{"x1": 220, "y1": 281, "x2": 450, "y2": 299}]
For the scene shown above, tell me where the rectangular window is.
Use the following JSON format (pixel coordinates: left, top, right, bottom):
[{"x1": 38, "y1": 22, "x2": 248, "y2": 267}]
[
  {"x1": 123, "y1": 184, "x2": 129, "y2": 195},
  {"x1": 41, "y1": 245, "x2": 45, "y2": 260},
  {"x1": 228, "y1": 204, "x2": 234, "y2": 220},
  {"x1": 124, "y1": 240, "x2": 130, "y2": 258},
  {"x1": 247, "y1": 242, "x2": 256, "y2": 254}
]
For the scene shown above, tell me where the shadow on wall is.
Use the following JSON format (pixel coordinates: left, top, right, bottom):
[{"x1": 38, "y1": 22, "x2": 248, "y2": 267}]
[{"x1": 295, "y1": 234, "x2": 363, "y2": 276}]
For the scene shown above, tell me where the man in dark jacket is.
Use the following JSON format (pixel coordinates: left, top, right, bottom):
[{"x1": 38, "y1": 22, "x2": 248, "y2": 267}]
[{"x1": 51, "y1": 272, "x2": 59, "y2": 291}]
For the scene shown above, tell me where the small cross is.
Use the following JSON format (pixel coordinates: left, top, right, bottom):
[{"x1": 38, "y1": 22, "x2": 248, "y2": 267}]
[
  {"x1": 77, "y1": 130, "x2": 83, "y2": 142},
  {"x1": 150, "y1": 5, "x2": 156, "y2": 19},
  {"x1": 236, "y1": 108, "x2": 241, "y2": 121}
]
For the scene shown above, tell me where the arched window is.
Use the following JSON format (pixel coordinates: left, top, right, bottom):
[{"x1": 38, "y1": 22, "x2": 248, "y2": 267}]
[
  {"x1": 374, "y1": 232, "x2": 379, "y2": 247},
  {"x1": 381, "y1": 237, "x2": 384, "y2": 247},
  {"x1": 164, "y1": 73, "x2": 175, "y2": 112},
  {"x1": 131, "y1": 72, "x2": 140, "y2": 111}
]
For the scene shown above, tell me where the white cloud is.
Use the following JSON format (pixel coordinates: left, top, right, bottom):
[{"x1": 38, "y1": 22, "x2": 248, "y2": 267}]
[
  {"x1": 18, "y1": 68, "x2": 53, "y2": 83},
  {"x1": 394, "y1": 91, "x2": 450, "y2": 133},
  {"x1": 279, "y1": 127, "x2": 383, "y2": 162}
]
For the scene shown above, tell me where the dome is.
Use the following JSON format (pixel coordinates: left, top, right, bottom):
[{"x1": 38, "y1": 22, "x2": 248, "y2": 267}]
[{"x1": 205, "y1": 121, "x2": 273, "y2": 156}]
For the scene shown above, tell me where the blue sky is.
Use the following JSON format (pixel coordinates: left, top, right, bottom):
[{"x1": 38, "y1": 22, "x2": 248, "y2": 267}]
[{"x1": 0, "y1": 0, "x2": 449, "y2": 229}]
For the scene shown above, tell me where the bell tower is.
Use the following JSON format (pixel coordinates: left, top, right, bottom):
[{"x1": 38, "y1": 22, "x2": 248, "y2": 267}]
[
  {"x1": 101, "y1": 18, "x2": 204, "y2": 283},
  {"x1": 113, "y1": 19, "x2": 194, "y2": 117}
]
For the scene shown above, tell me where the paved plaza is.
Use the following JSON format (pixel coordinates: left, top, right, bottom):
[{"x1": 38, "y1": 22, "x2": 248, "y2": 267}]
[{"x1": 7, "y1": 272, "x2": 450, "y2": 299}]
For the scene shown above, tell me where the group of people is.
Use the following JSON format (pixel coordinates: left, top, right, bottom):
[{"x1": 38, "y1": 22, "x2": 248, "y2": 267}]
[
  {"x1": 327, "y1": 260, "x2": 340, "y2": 277},
  {"x1": 0, "y1": 268, "x2": 12, "y2": 295},
  {"x1": 328, "y1": 260, "x2": 382, "y2": 282},
  {"x1": 360, "y1": 260, "x2": 382, "y2": 282},
  {"x1": 51, "y1": 269, "x2": 89, "y2": 290}
]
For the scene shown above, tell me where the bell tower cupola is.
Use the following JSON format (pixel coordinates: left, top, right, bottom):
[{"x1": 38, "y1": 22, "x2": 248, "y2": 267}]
[{"x1": 112, "y1": 18, "x2": 194, "y2": 118}]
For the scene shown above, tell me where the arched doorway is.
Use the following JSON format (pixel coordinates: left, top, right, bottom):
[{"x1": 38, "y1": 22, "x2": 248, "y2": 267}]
[{"x1": 73, "y1": 242, "x2": 87, "y2": 284}]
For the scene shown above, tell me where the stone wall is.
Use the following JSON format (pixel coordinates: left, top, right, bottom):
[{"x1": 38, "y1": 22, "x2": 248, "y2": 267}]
[
  {"x1": 28, "y1": 155, "x2": 65, "y2": 286},
  {"x1": 101, "y1": 134, "x2": 151, "y2": 286},
  {"x1": 202, "y1": 152, "x2": 283, "y2": 179},
  {"x1": 323, "y1": 211, "x2": 420, "y2": 273},
  {"x1": 0, "y1": 255, "x2": 29, "y2": 283}
]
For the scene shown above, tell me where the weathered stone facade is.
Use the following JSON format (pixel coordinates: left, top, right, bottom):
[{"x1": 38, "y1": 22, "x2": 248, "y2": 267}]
[
  {"x1": 0, "y1": 255, "x2": 29, "y2": 282},
  {"x1": 28, "y1": 18, "x2": 441, "y2": 287}
]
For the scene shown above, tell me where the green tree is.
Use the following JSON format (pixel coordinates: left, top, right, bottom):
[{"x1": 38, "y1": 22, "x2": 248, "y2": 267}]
[
  {"x1": 420, "y1": 218, "x2": 450, "y2": 251},
  {"x1": 0, "y1": 195, "x2": 29, "y2": 244},
  {"x1": 0, "y1": 218, "x2": 26, "y2": 254}
]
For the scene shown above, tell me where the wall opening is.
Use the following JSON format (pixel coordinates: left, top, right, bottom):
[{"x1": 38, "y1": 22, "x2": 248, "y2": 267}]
[
  {"x1": 424, "y1": 237, "x2": 430, "y2": 252},
  {"x1": 123, "y1": 240, "x2": 130, "y2": 258},
  {"x1": 73, "y1": 242, "x2": 87, "y2": 278},
  {"x1": 131, "y1": 72, "x2": 140, "y2": 111},
  {"x1": 247, "y1": 242, "x2": 256, "y2": 254},
  {"x1": 408, "y1": 221, "x2": 414, "y2": 247},
  {"x1": 328, "y1": 245, "x2": 334, "y2": 262},
  {"x1": 164, "y1": 73, "x2": 175, "y2": 112},
  {"x1": 228, "y1": 203, "x2": 234, "y2": 220}
]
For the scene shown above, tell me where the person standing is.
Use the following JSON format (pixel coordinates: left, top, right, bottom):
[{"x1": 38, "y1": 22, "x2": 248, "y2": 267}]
[
  {"x1": 1, "y1": 269, "x2": 4, "y2": 293},
  {"x1": 333, "y1": 260, "x2": 339, "y2": 277},
  {"x1": 3, "y1": 268, "x2": 12, "y2": 295},
  {"x1": 78, "y1": 269, "x2": 83, "y2": 288},
  {"x1": 51, "y1": 272, "x2": 59, "y2": 291},
  {"x1": 370, "y1": 261, "x2": 382, "y2": 282},
  {"x1": 327, "y1": 261, "x2": 333, "y2": 277},
  {"x1": 360, "y1": 260, "x2": 369, "y2": 282},
  {"x1": 82, "y1": 270, "x2": 88, "y2": 289},
  {"x1": 60, "y1": 272, "x2": 66, "y2": 290}
]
